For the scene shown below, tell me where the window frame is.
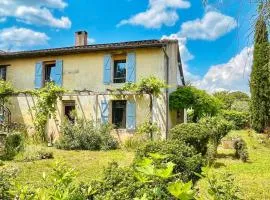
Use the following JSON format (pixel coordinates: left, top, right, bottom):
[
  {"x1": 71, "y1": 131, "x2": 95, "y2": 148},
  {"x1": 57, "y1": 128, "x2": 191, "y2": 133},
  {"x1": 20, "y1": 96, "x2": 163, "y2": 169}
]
[
  {"x1": 0, "y1": 65, "x2": 8, "y2": 81},
  {"x1": 111, "y1": 100, "x2": 127, "y2": 129},
  {"x1": 43, "y1": 61, "x2": 56, "y2": 86},
  {"x1": 63, "y1": 100, "x2": 76, "y2": 123},
  {"x1": 113, "y1": 59, "x2": 127, "y2": 83}
]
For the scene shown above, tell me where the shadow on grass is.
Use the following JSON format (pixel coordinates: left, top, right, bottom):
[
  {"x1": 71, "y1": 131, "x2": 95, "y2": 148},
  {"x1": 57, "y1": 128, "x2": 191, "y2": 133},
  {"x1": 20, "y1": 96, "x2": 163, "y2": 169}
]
[
  {"x1": 213, "y1": 162, "x2": 226, "y2": 168},
  {"x1": 216, "y1": 152, "x2": 235, "y2": 159}
]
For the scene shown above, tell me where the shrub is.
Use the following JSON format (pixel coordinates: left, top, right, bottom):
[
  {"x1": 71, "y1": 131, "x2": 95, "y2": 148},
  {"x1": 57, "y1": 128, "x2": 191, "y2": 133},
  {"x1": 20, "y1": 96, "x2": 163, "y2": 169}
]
[
  {"x1": 91, "y1": 154, "x2": 196, "y2": 200},
  {"x1": 136, "y1": 121, "x2": 161, "y2": 140},
  {"x1": 1, "y1": 132, "x2": 24, "y2": 160},
  {"x1": 199, "y1": 116, "x2": 233, "y2": 162},
  {"x1": 233, "y1": 138, "x2": 249, "y2": 162},
  {"x1": 221, "y1": 110, "x2": 250, "y2": 130},
  {"x1": 56, "y1": 119, "x2": 118, "y2": 151},
  {"x1": 99, "y1": 123, "x2": 118, "y2": 150},
  {"x1": 0, "y1": 167, "x2": 18, "y2": 199},
  {"x1": 169, "y1": 123, "x2": 210, "y2": 155},
  {"x1": 135, "y1": 140, "x2": 204, "y2": 182}
]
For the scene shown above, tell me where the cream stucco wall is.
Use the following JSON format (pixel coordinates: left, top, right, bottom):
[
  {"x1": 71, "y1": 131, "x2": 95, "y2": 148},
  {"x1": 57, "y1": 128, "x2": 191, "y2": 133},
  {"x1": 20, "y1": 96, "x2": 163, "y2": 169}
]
[{"x1": 1, "y1": 43, "x2": 182, "y2": 140}]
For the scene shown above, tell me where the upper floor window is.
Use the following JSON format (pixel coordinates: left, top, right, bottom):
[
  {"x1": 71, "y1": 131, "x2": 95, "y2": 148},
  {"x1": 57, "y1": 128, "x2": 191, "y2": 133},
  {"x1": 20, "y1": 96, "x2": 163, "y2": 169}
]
[
  {"x1": 0, "y1": 66, "x2": 7, "y2": 81},
  {"x1": 113, "y1": 59, "x2": 126, "y2": 83},
  {"x1": 44, "y1": 61, "x2": 56, "y2": 84}
]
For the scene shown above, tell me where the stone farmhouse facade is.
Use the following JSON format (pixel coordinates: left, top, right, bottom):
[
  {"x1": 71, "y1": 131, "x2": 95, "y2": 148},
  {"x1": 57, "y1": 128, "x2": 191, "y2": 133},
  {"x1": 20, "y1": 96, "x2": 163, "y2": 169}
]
[{"x1": 0, "y1": 31, "x2": 185, "y2": 141}]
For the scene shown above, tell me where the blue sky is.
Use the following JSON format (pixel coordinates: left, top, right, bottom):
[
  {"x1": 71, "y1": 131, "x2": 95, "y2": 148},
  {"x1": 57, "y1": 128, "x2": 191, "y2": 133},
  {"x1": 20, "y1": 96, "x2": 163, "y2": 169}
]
[{"x1": 0, "y1": 0, "x2": 257, "y2": 93}]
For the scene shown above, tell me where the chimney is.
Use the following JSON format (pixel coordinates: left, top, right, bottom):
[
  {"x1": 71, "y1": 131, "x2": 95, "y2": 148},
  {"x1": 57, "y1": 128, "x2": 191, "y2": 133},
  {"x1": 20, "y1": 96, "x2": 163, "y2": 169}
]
[{"x1": 75, "y1": 31, "x2": 88, "y2": 46}]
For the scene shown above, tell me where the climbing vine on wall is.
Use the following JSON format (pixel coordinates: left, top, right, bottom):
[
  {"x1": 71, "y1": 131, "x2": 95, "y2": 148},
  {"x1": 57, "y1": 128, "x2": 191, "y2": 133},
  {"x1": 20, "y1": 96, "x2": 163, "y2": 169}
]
[
  {"x1": 33, "y1": 82, "x2": 65, "y2": 142},
  {"x1": 0, "y1": 80, "x2": 15, "y2": 104},
  {"x1": 119, "y1": 76, "x2": 168, "y2": 139}
]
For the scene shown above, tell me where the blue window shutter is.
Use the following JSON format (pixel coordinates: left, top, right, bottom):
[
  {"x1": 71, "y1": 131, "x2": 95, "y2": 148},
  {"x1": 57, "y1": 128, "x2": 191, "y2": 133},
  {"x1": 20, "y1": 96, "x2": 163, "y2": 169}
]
[
  {"x1": 127, "y1": 52, "x2": 136, "y2": 83},
  {"x1": 103, "y1": 54, "x2": 112, "y2": 84},
  {"x1": 126, "y1": 101, "x2": 136, "y2": 130},
  {"x1": 51, "y1": 60, "x2": 63, "y2": 86},
  {"x1": 101, "y1": 100, "x2": 109, "y2": 124},
  {"x1": 35, "y1": 61, "x2": 43, "y2": 89}
]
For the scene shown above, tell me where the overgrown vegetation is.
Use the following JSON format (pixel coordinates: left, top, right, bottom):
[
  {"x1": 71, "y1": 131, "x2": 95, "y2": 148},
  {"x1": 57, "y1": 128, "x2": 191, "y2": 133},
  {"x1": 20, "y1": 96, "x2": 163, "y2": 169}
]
[
  {"x1": 56, "y1": 119, "x2": 118, "y2": 151},
  {"x1": 33, "y1": 82, "x2": 65, "y2": 142},
  {"x1": 169, "y1": 86, "x2": 221, "y2": 122},
  {"x1": 120, "y1": 76, "x2": 168, "y2": 138},
  {"x1": 0, "y1": 80, "x2": 15, "y2": 104},
  {"x1": 0, "y1": 132, "x2": 24, "y2": 161},
  {"x1": 124, "y1": 121, "x2": 160, "y2": 150},
  {"x1": 213, "y1": 91, "x2": 250, "y2": 111},
  {"x1": 220, "y1": 110, "x2": 249, "y2": 130}
]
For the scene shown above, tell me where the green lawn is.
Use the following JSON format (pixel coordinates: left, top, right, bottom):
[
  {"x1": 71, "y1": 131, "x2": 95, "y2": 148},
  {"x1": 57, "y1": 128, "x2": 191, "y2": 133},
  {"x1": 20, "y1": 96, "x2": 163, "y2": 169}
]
[
  {"x1": 2, "y1": 146, "x2": 134, "y2": 187},
  {"x1": 197, "y1": 130, "x2": 270, "y2": 200}
]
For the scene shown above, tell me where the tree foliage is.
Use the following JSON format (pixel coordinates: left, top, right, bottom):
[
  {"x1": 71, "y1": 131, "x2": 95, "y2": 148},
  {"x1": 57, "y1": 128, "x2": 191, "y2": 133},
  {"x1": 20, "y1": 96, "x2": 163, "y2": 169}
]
[
  {"x1": 213, "y1": 91, "x2": 250, "y2": 110},
  {"x1": 250, "y1": 14, "x2": 270, "y2": 133},
  {"x1": 169, "y1": 86, "x2": 221, "y2": 122}
]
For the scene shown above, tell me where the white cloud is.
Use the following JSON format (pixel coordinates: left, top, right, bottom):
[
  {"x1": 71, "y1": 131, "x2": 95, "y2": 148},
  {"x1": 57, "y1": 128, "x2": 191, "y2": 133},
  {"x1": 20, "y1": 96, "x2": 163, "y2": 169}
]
[
  {"x1": 194, "y1": 47, "x2": 253, "y2": 93},
  {"x1": 118, "y1": 0, "x2": 190, "y2": 28},
  {"x1": 0, "y1": 0, "x2": 71, "y2": 29},
  {"x1": 88, "y1": 37, "x2": 96, "y2": 44},
  {"x1": 179, "y1": 11, "x2": 237, "y2": 40},
  {"x1": 0, "y1": 27, "x2": 50, "y2": 51}
]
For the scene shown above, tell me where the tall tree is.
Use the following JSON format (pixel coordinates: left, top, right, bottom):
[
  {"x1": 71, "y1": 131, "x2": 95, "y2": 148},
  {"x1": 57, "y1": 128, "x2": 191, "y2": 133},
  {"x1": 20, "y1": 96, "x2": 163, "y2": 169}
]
[{"x1": 250, "y1": 14, "x2": 270, "y2": 133}]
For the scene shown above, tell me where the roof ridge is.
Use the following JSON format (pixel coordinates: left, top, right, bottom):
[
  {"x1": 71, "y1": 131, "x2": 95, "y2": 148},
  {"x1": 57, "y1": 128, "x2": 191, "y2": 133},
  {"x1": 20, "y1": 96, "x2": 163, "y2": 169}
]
[{"x1": 0, "y1": 39, "x2": 168, "y2": 59}]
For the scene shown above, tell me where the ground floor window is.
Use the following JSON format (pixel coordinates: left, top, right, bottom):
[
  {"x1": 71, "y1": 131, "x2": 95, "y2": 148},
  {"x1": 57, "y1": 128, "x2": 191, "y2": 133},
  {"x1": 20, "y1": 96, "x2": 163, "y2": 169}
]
[
  {"x1": 0, "y1": 65, "x2": 7, "y2": 80},
  {"x1": 112, "y1": 100, "x2": 126, "y2": 128},
  {"x1": 63, "y1": 101, "x2": 76, "y2": 123}
]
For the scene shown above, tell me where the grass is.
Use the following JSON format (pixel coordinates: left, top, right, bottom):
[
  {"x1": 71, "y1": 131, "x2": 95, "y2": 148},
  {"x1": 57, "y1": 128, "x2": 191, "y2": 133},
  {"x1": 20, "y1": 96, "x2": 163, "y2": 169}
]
[
  {"x1": 2, "y1": 146, "x2": 134, "y2": 187},
  {"x1": 197, "y1": 130, "x2": 270, "y2": 200}
]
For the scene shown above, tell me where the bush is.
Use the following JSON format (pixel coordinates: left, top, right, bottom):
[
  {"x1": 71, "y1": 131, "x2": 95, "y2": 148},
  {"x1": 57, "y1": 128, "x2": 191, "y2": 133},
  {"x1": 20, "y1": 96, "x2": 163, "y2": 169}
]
[
  {"x1": 135, "y1": 140, "x2": 204, "y2": 182},
  {"x1": 56, "y1": 119, "x2": 118, "y2": 151},
  {"x1": 233, "y1": 138, "x2": 249, "y2": 162},
  {"x1": 220, "y1": 110, "x2": 250, "y2": 130},
  {"x1": 91, "y1": 154, "x2": 196, "y2": 200},
  {"x1": 169, "y1": 123, "x2": 210, "y2": 155},
  {"x1": 199, "y1": 116, "x2": 233, "y2": 162},
  {"x1": 136, "y1": 121, "x2": 161, "y2": 140},
  {"x1": 0, "y1": 167, "x2": 18, "y2": 199},
  {"x1": 1, "y1": 132, "x2": 24, "y2": 160}
]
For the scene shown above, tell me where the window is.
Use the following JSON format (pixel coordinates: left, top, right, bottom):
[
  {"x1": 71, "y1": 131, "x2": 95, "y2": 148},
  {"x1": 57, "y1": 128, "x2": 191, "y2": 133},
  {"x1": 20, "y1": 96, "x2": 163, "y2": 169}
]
[
  {"x1": 113, "y1": 60, "x2": 126, "y2": 83},
  {"x1": 112, "y1": 100, "x2": 126, "y2": 128},
  {"x1": 63, "y1": 101, "x2": 76, "y2": 123},
  {"x1": 0, "y1": 66, "x2": 7, "y2": 80},
  {"x1": 44, "y1": 62, "x2": 56, "y2": 84}
]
